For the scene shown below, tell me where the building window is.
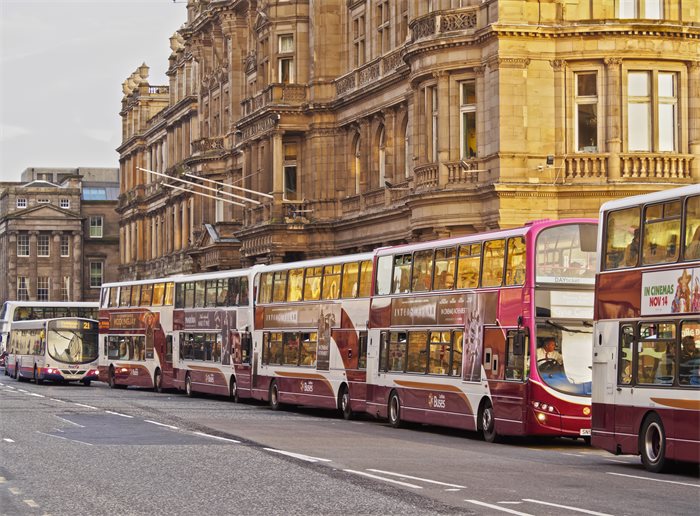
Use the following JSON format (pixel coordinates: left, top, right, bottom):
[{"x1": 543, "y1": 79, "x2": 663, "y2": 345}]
[
  {"x1": 460, "y1": 80, "x2": 477, "y2": 159},
  {"x1": 17, "y1": 277, "x2": 29, "y2": 301},
  {"x1": 284, "y1": 143, "x2": 298, "y2": 200},
  {"x1": 37, "y1": 234, "x2": 50, "y2": 257},
  {"x1": 90, "y1": 262, "x2": 104, "y2": 288},
  {"x1": 215, "y1": 189, "x2": 224, "y2": 223},
  {"x1": 61, "y1": 276, "x2": 71, "y2": 301},
  {"x1": 83, "y1": 187, "x2": 107, "y2": 200},
  {"x1": 627, "y1": 71, "x2": 677, "y2": 152},
  {"x1": 37, "y1": 198, "x2": 50, "y2": 204},
  {"x1": 376, "y1": 1, "x2": 391, "y2": 56},
  {"x1": 60, "y1": 234, "x2": 70, "y2": 257},
  {"x1": 575, "y1": 72, "x2": 598, "y2": 152},
  {"x1": 399, "y1": 0, "x2": 408, "y2": 44},
  {"x1": 89, "y1": 216, "x2": 104, "y2": 238},
  {"x1": 278, "y1": 35, "x2": 294, "y2": 84},
  {"x1": 619, "y1": 0, "x2": 663, "y2": 19},
  {"x1": 16, "y1": 198, "x2": 27, "y2": 209},
  {"x1": 37, "y1": 277, "x2": 49, "y2": 301},
  {"x1": 353, "y1": 15, "x2": 366, "y2": 68},
  {"x1": 17, "y1": 234, "x2": 29, "y2": 257},
  {"x1": 60, "y1": 198, "x2": 70, "y2": 209}
]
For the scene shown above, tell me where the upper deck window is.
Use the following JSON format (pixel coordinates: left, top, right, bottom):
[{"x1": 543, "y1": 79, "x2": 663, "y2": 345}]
[
  {"x1": 684, "y1": 196, "x2": 700, "y2": 261},
  {"x1": 642, "y1": 201, "x2": 681, "y2": 265}
]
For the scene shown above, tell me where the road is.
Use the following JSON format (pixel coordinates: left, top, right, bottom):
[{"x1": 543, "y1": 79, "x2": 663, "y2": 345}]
[{"x1": 1, "y1": 376, "x2": 698, "y2": 515}]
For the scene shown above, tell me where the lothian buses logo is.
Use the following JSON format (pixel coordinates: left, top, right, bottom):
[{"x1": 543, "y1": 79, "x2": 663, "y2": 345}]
[{"x1": 427, "y1": 393, "x2": 446, "y2": 409}]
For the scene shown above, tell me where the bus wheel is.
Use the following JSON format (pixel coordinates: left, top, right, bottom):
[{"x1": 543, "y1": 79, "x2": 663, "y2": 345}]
[
  {"x1": 269, "y1": 381, "x2": 280, "y2": 411},
  {"x1": 480, "y1": 401, "x2": 499, "y2": 443},
  {"x1": 185, "y1": 374, "x2": 194, "y2": 397},
  {"x1": 154, "y1": 370, "x2": 163, "y2": 394},
  {"x1": 108, "y1": 367, "x2": 117, "y2": 388},
  {"x1": 15, "y1": 364, "x2": 23, "y2": 382},
  {"x1": 641, "y1": 413, "x2": 668, "y2": 473},
  {"x1": 230, "y1": 377, "x2": 239, "y2": 403},
  {"x1": 82, "y1": 380, "x2": 91, "y2": 387},
  {"x1": 339, "y1": 385, "x2": 352, "y2": 420},
  {"x1": 388, "y1": 391, "x2": 402, "y2": 428},
  {"x1": 33, "y1": 367, "x2": 43, "y2": 385}
]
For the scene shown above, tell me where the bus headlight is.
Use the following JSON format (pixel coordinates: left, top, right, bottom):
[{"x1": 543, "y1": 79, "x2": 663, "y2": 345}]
[{"x1": 532, "y1": 401, "x2": 559, "y2": 414}]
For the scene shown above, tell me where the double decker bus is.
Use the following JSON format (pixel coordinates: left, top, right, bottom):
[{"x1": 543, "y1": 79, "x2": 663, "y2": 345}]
[
  {"x1": 171, "y1": 267, "x2": 257, "y2": 399},
  {"x1": 366, "y1": 219, "x2": 598, "y2": 441},
  {"x1": 97, "y1": 278, "x2": 175, "y2": 391},
  {"x1": 6, "y1": 317, "x2": 99, "y2": 385},
  {"x1": 592, "y1": 184, "x2": 700, "y2": 472},
  {"x1": 252, "y1": 253, "x2": 373, "y2": 417},
  {"x1": 0, "y1": 301, "x2": 98, "y2": 351}
]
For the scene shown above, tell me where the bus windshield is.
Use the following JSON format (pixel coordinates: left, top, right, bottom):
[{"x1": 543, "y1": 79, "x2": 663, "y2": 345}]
[
  {"x1": 536, "y1": 322, "x2": 592, "y2": 396},
  {"x1": 47, "y1": 321, "x2": 99, "y2": 364},
  {"x1": 536, "y1": 224, "x2": 597, "y2": 285}
]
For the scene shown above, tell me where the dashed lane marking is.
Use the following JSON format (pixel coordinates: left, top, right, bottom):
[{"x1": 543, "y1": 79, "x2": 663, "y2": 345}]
[
  {"x1": 105, "y1": 411, "x2": 133, "y2": 418},
  {"x1": 3, "y1": 438, "x2": 15, "y2": 443},
  {"x1": 192, "y1": 431, "x2": 240, "y2": 444},
  {"x1": 344, "y1": 469, "x2": 423, "y2": 489},
  {"x1": 263, "y1": 448, "x2": 332, "y2": 463},
  {"x1": 367, "y1": 469, "x2": 465, "y2": 489},
  {"x1": 523, "y1": 498, "x2": 614, "y2": 515},
  {"x1": 71, "y1": 403, "x2": 97, "y2": 410},
  {"x1": 465, "y1": 500, "x2": 533, "y2": 515},
  {"x1": 144, "y1": 420, "x2": 179, "y2": 430},
  {"x1": 607, "y1": 472, "x2": 700, "y2": 488},
  {"x1": 24, "y1": 500, "x2": 39, "y2": 508}
]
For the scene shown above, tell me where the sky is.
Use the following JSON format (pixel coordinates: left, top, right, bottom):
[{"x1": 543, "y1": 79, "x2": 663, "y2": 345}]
[{"x1": 0, "y1": 0, "x2": 187, "y2": 182}]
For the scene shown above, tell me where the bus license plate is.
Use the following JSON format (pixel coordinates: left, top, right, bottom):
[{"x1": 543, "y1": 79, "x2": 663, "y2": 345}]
[{"x1": 580, "y1": 428, "x2": 591, "y2": 436}]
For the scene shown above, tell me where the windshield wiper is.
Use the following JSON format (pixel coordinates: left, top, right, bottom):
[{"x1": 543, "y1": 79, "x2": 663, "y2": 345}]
[{"x1": 546, "y1": 320, "x2": 592, "y2": 334}]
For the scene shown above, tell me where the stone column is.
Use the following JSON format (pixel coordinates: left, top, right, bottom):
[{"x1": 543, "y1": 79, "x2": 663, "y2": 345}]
[
  {"x1": 474, "y1": 66, "x2": 486, "y2": 159},
  {"x1": 29, "y1": 231, "x2": 38, "y2": 299},
  {"x1": 182, "y1": 198, "x2": 190, "y2": 249},
  {"x1": 136, "y1": 217, "x2": 144, "y2": 261},
  {"x1": 51, "y1": 232, "x2": 62, "y2": 300},
  {"x1": 688, "y1": 61, "x2": 700, "y2": 180},
  {"x1": 550, "y1": 60, "x2": 566, "y2": 158},
  {"x1": 72, "y1": 231, "x2": 82, "y2": 301},
  {"x1": 384, "y1": 107, "x2": 396, "y2": 184},
  {"x1": 605, "y1": 57, "x2": 623, "y2": 180},
  {"x1": 8, "y1": 231, "x2": 17, "y2": 300},
  {"x1": 272, "y1": 131, "x2": 284, "y2": 219},
  {"x1": 436, "y1": 71, "x2": 450, "y2": 186}
]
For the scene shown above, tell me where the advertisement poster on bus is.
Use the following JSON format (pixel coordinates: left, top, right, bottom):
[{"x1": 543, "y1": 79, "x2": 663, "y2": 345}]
[{"x1": 641, "y1": 267, "x2": 700, "y2": 316}]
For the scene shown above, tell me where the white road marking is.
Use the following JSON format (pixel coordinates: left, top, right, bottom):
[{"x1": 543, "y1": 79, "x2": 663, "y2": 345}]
[
  {"x1": 105, "y1": 411, "x2": 133, "y2": 418},
  {"x1": 72, "y1": 403, "x2": 97, "y2": 410},
  {"x1": 0, "y1": 476, "x2": 6, "y2": 483},
  {"x1": 344, "y1": 469, "x2": 423, "y2": 489},
  {"x1": 17, "y1": 389, "x2": 28, "y2": 393},
  {"x1": 607, "y1": 472, "x2": 700, "y2": 488},
  {"x1": 523, "y1": 498, "x2": 614, "y2": 515},
  {"x1": 445, "y1": 488, "x2": 462, "y2": 492},
  {"x1": 465, "y1": 500, "x2": 533, "y2": 515},
  {"x1": 192, "y1": 431, "x2": 240, "y2": 443},
  {"x1": 37, "y1": 432, "x2": 93, "y2": 446},
  {"x1": 49, "y1": 398, "x2": 66, "y2": 403},
  {"x1": 9, "y1": 487, "x2": 21, "y2": 495},
  {"x1": 54, "y1": 416, "x2": 84, "y2": 428},
  {"x1": 263, "y1": 448, "x2": 332, "y2": 463},
  {"x1": 605, "y1": 459, "x2": 631, "y2": 464},
  {"x1": 499, "y1": 502, "x2": 524, "y2": 505},
  {"x1": 24, "y1": 500, "x2": 39, "y2": 508},
  {"x1": 367, "y1": 469, "x2": 465, "y2": 488},
  {"x1": 144, "y1": 420, "x2": 179, "y2": 430},
  {"x1": 561, "y1": 453, "x2": 585, "y2": 457},
  {"x1": 3, "y1": 438, "x2": 15, "y2": 443},
  {"x1": 27, "y1": 393, "x2": 44, "y2": 398}
]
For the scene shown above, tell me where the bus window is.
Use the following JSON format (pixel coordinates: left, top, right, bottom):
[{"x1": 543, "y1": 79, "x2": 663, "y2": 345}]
[
  {"x1": 482, "y1": 240, "x2": 505, "y2": 287},
  {"x1": 194, "y1": 281, "x2": 206, "y2": 308},
  {"x1": 679, "y1": 321, "x2": 700, "y2": 386},
  {"x1": 392, "y1": 254, "x2": 412, "y2": 294},
  {"x1": 407, "y1": 331, "x2": 428, "y2": 373},
  {"x1": 428, "y1": 331, "x2": 451, "y2": 375},
  {"x1": 643, "y1": 201, "x2": 680, "y2": 265},
  {"x1": 183, "y1": 282, "x2": 195, "y2": 308},
  {"x1": 130, "y1": 284, "x2": 141, "y2": 306},
  {"x1": 205, "y1": 280, "x2": 218, "y2": 307},
  {"x1": 304, "y1": 267, "x2": 322, "y2": 301},
  {"x1": 505, "y1": 237, "x2": 526, "y2": 286},
  {"x1": 272, "y1": 271, "x2": 288, "y2": 303},
  {"x1": 322, "y1": 265, "x2": 341, "y2": 300},
  {"x1": 283, "y1": 333, "x2": 300, "y2": 365},
  {"x1": 216, "y1": 279, "x2": 229, "y2": 306},
  {"x1": 165, "y1": 335, "x2": 173, "y2": 362},
  {"x1": 110, "y1": 287, "x2": 119, "y2": 307},
  {"x1": 637, "y1": 322, "x2": 676, "y2": 385},
  {"x1": 388, "y1": 332, "x2": 407, "y2": 372},
  {"x1": 434, "y1": 247, "x2": 456, "y2": 290},
  {"x1": 358, "y1": 332, "x2": 368, "y2": 369},
  {"x1": 684, "y1": 195, "x2": 700, "y2": 261},
  {"x1": 412, "y1": 250, "x2": 434, "y2": 292},
  {"x1": 268, "y1": 332, "x2": 283, "y2": 364},
  {"x1": 604, "y1": 207, "x2": 640, "y2": 269},
  {"x1": 341, "y1": 262, "x2": 359, "y2": 298},
  {"x1": 287, "y1": 269, "x2": 304, "y2": 302},
  {"x1": 619, "y1": 325, "x2": 634, "y2": 385},
  {"x1": 375, "y1": 256, "x2": 393, "y2": 296},
  {"x1": 358, "y1": 260, "x2": 372, "y2": 297},
  {"x1": 119, "y1": 286, "x2": 131, "y2": 307},
  {"x1": 456, "y1": 244, "x2": 480, "y2": 289},
  {"x1": 140, "y1": 284, "x2": 153, "y2": 306},
  {"x1": 379, "y1": 332, "x2": 389, "y2": 372},
  {"x1": 300, "y1": 332, "x2": 317, "y2": 366},
  {"x1": 452, "y1": 331, "x2": 463, "y2": 377},
  {"x1": 101, "y1": 287, "x2": 110, "y2": 308},
  {"x1": 239, "y1": 277, "x2": 249, "y2": 305},
  {"x1": 505, "y1": 329, "x2": 527, "y2": 380}
]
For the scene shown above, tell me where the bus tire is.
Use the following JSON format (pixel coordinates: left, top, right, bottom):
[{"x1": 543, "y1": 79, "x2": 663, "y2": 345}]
[
  {"x1": 15, "y1": 363, "x2": 23, "y2": 382},
  {"x1": 640, "y1": 413, "x2": 668, "y2": 473},
  {"x1": 33, "y1": 366, "x2": 43, "y2": 385},
  {"x1": 185, "y1": 374, "x2": 194, "y2": 397},
  {"x1": 480, "y1": 401, "x2": 499, "y2": 443},
  {"x1": 388, "y1": 391, "x2": 402, "y2": 428},
  {"x1": 230, "y1": 377, "x2": 239, "y2": 403},
  {"x1": 269, "y1": 381, "x2": 280, "y2": 411},
  {"x1": 154, "y1": 369, "x2": 163, "y2": 393},
  {"x1": 108, "y1": 366, "x2": 117, "y2": 388},
  {"x1": 82, "y1": 380, "x2": 91, "y2": 387},
  {"x1": 339, "y1": 385, "x2": 352, "y2": 420}
]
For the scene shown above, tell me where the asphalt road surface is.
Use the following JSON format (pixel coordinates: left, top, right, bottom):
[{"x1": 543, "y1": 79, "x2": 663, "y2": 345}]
[{"x1": 1, "y1": 376, "x2": 698, "y2": 515}]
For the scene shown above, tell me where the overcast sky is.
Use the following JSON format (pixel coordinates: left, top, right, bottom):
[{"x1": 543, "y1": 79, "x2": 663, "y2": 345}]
[{"x1": 0, "y1": 0, "x2": 187, "y2": 181}]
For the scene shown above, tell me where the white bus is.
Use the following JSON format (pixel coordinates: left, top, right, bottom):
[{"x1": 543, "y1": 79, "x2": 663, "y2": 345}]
[{"x1": 5, "y1": 318, "x2": 99, "y2": 385}]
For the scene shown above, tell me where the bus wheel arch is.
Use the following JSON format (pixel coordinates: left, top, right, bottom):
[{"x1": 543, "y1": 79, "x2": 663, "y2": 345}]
[
  {"x1": 478, "y1": 398, "x2": 499, "y2": 443},
  {"x1": 153, "y1": 368, "x2": 162, "y2": 393},
  {"x1": 230, "y1": 375, "x2": 239, "y2": 403},
  {"x1": 269, "y1": 380, "x2": 280, "y2": 410},
  {"x1": 388, "y1": 390, "x2": 402, "y2": 428},
  {"x1": 639, "y1": 412, "x2": 668, "y2": 473},
  {"x1": 338, "y1": 383, "x2": 352, "y2": 420}
]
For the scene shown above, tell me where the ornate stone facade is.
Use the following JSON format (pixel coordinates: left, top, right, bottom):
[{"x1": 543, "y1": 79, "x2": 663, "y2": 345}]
[{"x1": 117, "y1": 0, "x2": 699, "y2": 278}]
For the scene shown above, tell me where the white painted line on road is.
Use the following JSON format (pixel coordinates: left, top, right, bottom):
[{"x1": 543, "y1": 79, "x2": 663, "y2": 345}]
[
  {"x1": 499, "y1": 502, "x2": 524, "y2": 505},
  {"x1": 367, "y1": 469, "x2": 465, "y2": 488},
  {"x1": 9, "y1": 487, "x2": 21, "y2": 495},
  {"x1": 523, "y1": 498, "x2": 614, "y2": 515},
  {"x1": 17, "y1": 389, "x2": 28, "y2": 393},
  {"x1": 264, "y1": 448, "x2": 332, "y2": 463},
  {"x1": 49, "y1": 398, "x2": 66, "y2": 403},
  {"x1": 3, "y1": 438, "x2": 15, "y2": 443},
  {"x1": 604, "y1": 459, "x2": 632, "y2": 464},
  {"x1": 561, "y1": 453, "x2": 585, "y2": 457},
  {"x1": 105, "y1": 411, "x2": 133, "y2": 418},
  {"x1": 24, "y1": 500, "x2": 39, "y2": 508},
  {"x1": 72, "y1": 403, "x2": 98, "y2": 410},
  {"x1": 445, "y1": 488, "x2": 462, "y2": 492},
  {"x1": 607, "y1": 472, "x2": 700, "y2": 488},
  {"x1": 144, "y1": 420, "x2": 179, "y2": 430},
  {"x1": 37, "y1": 432, "x2": 93, "y2": 446},
  {"x1": 344, "y1": 469, "x2": 423, "y2": 489},
  {"x1": 192, "y1": 431, "x2": 240, "y2": 444},
  {"x1": 465, "y1": 500, "x2": 533, "y2": 515},
  {"x1": 54, "y1": 415, "x2": 84, "y2": 428},
  {"x1": 27, "y1": 392, "x2": 44, "y2": 398},
  {"x1": 0, "y1": 476, "x2": 6, "y2": 483}
]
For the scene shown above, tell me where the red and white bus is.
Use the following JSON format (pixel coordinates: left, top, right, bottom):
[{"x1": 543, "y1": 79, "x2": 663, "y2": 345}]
[
  {"x1": 366, "y1": 219, "x2": 598, "y2": 441},
  {"x1": 592, "y1": 184, "x2": 700, "y2": 472},
  {"x1": 97, "y1": 278, "x2": 176, "y2": 391},
  {"x1": 252, "y1": 253, "x2": 374, "y2": 417},
  {"x1": 6, "y1": 317, "x2": 99, "y2": 385},
  {"x1": 171, "y1": 267, "x2": 257, "y2": 399}
]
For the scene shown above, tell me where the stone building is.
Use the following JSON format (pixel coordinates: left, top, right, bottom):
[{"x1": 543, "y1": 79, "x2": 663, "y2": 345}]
[
  {"x1": 117, "y1": 0, "x2": 699, "y2": 279},
  {"x1": 0, "y1": 168, "x2": 120, "y2": 303}
]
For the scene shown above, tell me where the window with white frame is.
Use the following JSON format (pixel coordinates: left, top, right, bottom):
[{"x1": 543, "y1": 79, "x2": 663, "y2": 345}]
[
  {"x1": 89, "y1": 216, "x2": 104, "y2": 238},
  {"x1": 17, "y1": 277, "x2": 29, "y2": 301},
  {"x1": 90, "y1": 262, "x2": 104, "y2": 288},
  {"x1": 627, "y1": 71, "x2": 677, "y2": 152},
  {"x1": 376, "y1": 1, "x2": 391, "y2": 56},
  {"x1": 619, "y1": 0, "x2": 663, "y2": 19},
  {"x1": 60, "y1": 234, "x2": 70, "y2": 257},
  {"x1": 16, "y1": 198, "x2": 27, "y2": 209},
  {"x1": 60, "y1": 198, "x2": 70, "y2": 209},
  {"x1": 353, "y1": 15, "x2": 366, "y2": 68},
  {"x1": 37, "y1": 277, "x2": 49, "y2": 301},
  {"x1": 460, "y1": 80, "x2": 477, "y2": 159},
  {"x1": 61, "y1": 276, "x2": 71, "y2": 301},
  {"x1": 283, "y1": 142, "x2": 298, "y2": 200},
  {"x1": 575, "y1": 72, "x2": 598, "y2": 152},
  {"x1": 278, "y1": 35, "x2": 294, "y2": 84},
  {"x1": 37, "y1": 234, "x2": 50, "y2": 257},
  {"x1": 17, "y1": 234, "x2": 29, "y2": 257}
]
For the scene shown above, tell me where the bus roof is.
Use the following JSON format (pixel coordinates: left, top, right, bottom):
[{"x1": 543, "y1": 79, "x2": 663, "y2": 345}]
[
  {"x1": 171, "y1": 265, "x2": 262, "y2": 283},
  {"x1": 599, "y1": 184, "x2": 700, "y2": 214},
  {"x1": 100, "y1": 275, "x2": 184, "y2": 289},
  {"x1": 10, "y1": 317, "x2": 98, "y2": 329},
  {"x1": 256, "y1": 251, "x2": 375, "y2": 274}
]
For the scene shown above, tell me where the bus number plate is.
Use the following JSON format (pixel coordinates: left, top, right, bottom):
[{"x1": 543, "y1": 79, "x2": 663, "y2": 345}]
[{"x1": 580, "y1": 428, "x2": 591, "y2": 436}]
